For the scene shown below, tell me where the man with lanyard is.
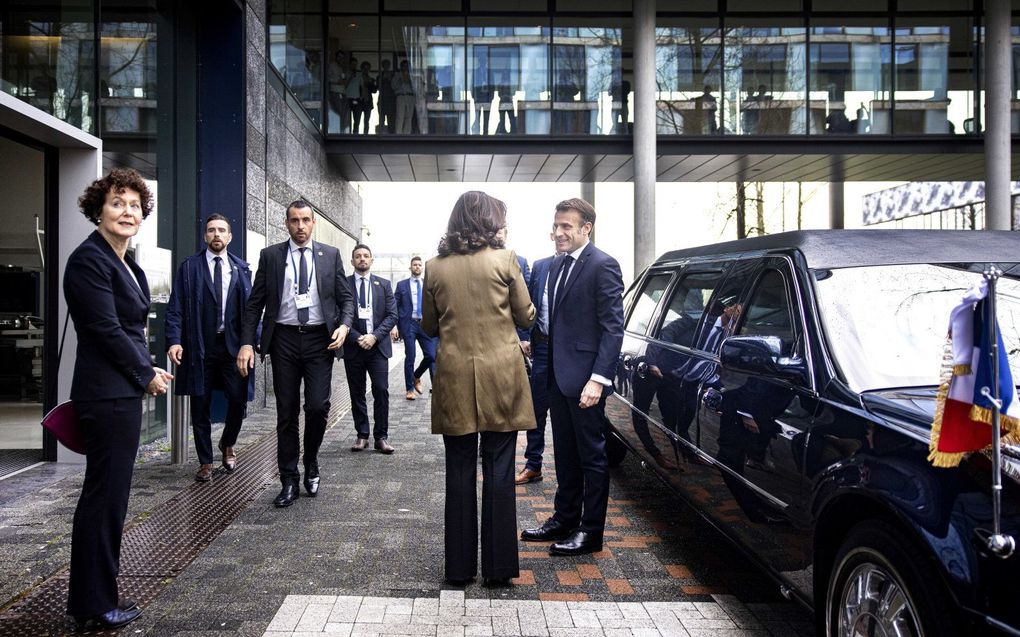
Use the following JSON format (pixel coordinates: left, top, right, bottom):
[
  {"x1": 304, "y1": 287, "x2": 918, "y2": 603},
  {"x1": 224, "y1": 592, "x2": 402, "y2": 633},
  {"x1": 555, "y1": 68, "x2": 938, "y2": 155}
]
[{"x1": 392, "y1": 256, "x2": 436, "y2": 401}]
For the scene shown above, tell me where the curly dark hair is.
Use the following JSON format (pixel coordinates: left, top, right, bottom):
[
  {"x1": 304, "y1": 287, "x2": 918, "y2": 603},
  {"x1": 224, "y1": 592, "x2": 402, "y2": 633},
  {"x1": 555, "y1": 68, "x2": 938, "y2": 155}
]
[
  {"x1": 437, "y1": 191, "x2": 507, "y2": 257},
  {"x1": 78, "y1": 168, "x2": 154, "y2": 225}
]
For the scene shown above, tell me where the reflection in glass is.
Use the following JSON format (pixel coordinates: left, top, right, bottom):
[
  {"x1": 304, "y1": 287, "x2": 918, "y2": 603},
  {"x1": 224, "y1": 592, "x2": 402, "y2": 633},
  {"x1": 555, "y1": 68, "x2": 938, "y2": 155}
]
[
  {"x1": 724, "y1": 22, "x2": 807, "y2": 135},
  {"x1": 656, "y1": 22, "x2": 721, "y2": 135},
  {"x1": 269, "y1": 3, "x2": 323, "y2": 127},
  {"x1": 1, "y1": 1, "x2": 96, "y2": 133},
  {"x1": 1011, "y1": 26, "x2": 1020, "y2": 134},
  {"x1": 809, "y1": 23, "x2": 891, "y2": 135},
  {"x1": 468, "y1": 22, "x2": 549, "y2": 135},
  {"x1": 100, "y1": 5, "x2": 157, "y2": 135},
  {"x1": 328, "y1": 16, "x2": 380, "y2": 134},
  {"x1": 888, "y1": 18, "x2": 974, "y2": 135},
  {"x1": 552, "y1": 24, "x2": 624, "y2": 135},
  {"x1": 382, "y1": 18, "x2": 466, "y2": 134}
]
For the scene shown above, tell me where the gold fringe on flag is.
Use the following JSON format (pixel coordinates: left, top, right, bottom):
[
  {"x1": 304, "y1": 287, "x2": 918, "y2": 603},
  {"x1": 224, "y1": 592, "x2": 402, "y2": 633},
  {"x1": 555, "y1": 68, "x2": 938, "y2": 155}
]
[{"x1": 928, "y1": 339, "x2": 960, "y2": 467}]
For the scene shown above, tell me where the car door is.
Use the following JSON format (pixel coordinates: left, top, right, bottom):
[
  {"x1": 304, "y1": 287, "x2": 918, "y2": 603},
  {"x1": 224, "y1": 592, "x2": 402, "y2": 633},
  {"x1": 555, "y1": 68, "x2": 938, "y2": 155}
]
[
  {"x1": 698, "y1": 257, "x2": 819, "y2": 528},
  {"x1": 606, "y1": 269, "x2": 675, "y2": 457}
]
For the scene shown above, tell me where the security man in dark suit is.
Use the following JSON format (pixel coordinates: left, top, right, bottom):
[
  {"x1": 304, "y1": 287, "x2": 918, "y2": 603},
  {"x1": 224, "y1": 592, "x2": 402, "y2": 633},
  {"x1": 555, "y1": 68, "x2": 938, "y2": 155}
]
[
  {"x1": 342, "y1": 244, "x2": 398, "y2": 453},
  {"x1": 166, "y1": 214, "x2": 255, "y2": 482},
  {"x1": 392, "y1": 256, "x2": 436, "y2": 400},
  {"x1": 521, "y1": 197, "x2": 624, "y2": 556},
  {"x1": 238, "y1": 200, "x2": 355, "y2": 508},
  {"x1": 515, "y1": 238, "x2": 561, "y2": 485}
]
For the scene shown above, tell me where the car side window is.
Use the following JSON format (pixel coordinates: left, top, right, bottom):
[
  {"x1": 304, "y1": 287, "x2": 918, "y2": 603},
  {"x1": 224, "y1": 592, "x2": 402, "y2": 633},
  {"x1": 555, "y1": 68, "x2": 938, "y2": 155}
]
[
  {"x1": 739, "y1": 269, "x2": 799, "y2": 357},
  {"x1": 696, "y1": 259, "x2": 759, "y2": 354},
  {"x1": 655, "y1": 269, "x2": 726, "y2": 348},
  {"x1": 626, "y1": 272, "x2": 672, "y2": 335}
]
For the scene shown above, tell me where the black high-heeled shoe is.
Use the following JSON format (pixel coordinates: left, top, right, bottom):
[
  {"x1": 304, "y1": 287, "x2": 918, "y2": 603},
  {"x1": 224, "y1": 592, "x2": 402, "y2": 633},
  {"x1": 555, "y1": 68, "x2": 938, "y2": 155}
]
[{"x1": 73, "y1": 607, "x2": 142, "y2": 632}]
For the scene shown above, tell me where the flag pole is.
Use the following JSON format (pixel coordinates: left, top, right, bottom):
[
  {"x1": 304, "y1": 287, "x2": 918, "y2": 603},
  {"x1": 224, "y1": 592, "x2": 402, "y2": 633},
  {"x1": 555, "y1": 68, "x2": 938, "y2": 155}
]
[{"x1": 980, "y1": 265, "x2": 1015, "y2": 558}]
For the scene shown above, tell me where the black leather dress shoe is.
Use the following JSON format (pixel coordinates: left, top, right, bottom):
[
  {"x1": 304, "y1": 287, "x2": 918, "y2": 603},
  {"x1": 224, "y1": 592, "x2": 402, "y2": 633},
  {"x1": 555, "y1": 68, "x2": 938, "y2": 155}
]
[
  {"x1": 119, "y1": 598, "x2": 138, "y2": 612},
  {"x1": 73, "y1": 607, "x2": 142, "y2": 632},
  {"x1": 550, "y1": 530, "x2": 603, "y2": 556},
  {"x1": 520, "y1": 518, "x2": 573, "y2": 542},
  {"x1": 483, "y1": 577, "x2": 513, "y2": 587},
  {"x1": 273, "y1": 483, "x2": 299, "y2": 507},
  {"x1": 303, "y1": 475, "x2": 320, "y2": 497}
]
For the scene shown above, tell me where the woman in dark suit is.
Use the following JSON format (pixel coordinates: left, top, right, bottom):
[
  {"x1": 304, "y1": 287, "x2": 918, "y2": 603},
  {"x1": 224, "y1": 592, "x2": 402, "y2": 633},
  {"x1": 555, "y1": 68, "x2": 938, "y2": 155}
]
[
  {"x1": 64, "y1": 168, "x2": 172, "y2": 631},
  {"x1": 421, "y1": 191, "x2": 535, "y2": 586}
]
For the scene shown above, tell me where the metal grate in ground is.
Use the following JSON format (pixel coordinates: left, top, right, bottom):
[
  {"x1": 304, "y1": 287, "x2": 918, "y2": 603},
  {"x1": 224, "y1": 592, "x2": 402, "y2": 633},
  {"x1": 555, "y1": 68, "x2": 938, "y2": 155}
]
[
  {"x1": 0, "y1": 389, "x2": 351, "y2": 637},
  {"x1": 0, "y1": 450, "x2": 43, "y2": 479}
]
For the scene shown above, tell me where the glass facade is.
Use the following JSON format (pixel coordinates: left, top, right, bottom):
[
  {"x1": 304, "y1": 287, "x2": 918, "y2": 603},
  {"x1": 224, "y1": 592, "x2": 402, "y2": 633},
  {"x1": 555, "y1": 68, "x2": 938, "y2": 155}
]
[{"x1": 261, "y1": 3, "x2": 997, "y2": 139}]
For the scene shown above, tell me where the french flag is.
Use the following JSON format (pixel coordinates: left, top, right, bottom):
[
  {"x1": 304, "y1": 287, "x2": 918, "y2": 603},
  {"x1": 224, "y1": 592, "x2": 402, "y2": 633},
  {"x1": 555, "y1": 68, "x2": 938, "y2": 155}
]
[{"x1": 929, "y1": 280, "x2": 1020, "y2": 468}]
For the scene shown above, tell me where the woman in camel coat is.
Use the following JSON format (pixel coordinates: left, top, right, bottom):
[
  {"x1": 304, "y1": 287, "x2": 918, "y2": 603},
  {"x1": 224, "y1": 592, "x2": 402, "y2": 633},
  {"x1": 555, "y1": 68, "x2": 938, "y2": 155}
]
[{"x1": 422, "y1": 190, "x2": 535, "y2": 587}]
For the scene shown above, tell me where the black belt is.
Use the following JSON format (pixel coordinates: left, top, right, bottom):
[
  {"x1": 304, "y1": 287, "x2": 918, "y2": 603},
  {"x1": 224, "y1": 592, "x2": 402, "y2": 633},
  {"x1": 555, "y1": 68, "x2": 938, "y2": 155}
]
[
  {"x1": 532, "y1": 331, "x2": 549, "y2": 343},
  {"x1": 277, "y1": 323, "x2": 325, "y2": 334}
]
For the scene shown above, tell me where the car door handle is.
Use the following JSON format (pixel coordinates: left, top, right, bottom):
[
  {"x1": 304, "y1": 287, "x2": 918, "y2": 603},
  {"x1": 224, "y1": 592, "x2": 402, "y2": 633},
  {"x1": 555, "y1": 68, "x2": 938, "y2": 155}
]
[
  {"x1": 701, "y1": 387, "x2": 722, "y2": 412},
  {"x1": 774, "y1": 419, "x2": 800, "y2": 440}
]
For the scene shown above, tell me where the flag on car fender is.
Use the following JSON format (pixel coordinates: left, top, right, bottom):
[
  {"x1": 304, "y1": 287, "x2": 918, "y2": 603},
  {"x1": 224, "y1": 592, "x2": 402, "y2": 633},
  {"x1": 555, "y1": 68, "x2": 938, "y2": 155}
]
[{"x1": 929, "y1": 280, "x2": 1020, "y2": 467}]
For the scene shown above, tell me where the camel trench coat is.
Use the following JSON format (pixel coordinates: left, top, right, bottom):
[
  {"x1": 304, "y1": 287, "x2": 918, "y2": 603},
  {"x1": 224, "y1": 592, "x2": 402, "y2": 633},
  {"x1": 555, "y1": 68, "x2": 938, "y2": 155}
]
[{"x1": 422, "y1": 247, "x2": 537, "y2": 436}]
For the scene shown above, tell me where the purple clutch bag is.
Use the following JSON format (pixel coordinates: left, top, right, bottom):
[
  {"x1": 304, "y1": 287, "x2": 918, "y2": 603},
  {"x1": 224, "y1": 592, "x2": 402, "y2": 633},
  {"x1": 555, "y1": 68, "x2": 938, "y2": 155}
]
[{"x1": 41, "y1": 401, "x2": 85, "y2": 454}]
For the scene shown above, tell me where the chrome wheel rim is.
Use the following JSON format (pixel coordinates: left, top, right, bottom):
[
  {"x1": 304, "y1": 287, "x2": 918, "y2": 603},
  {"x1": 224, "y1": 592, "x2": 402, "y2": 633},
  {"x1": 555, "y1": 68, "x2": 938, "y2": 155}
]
[{"x1": 837, "y1": 562, "x2": 921, "y2": 637}]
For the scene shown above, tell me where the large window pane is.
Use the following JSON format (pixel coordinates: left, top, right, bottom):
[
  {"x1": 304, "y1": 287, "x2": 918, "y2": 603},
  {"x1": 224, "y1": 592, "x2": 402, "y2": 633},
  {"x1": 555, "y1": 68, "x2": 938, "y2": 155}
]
[
  {"x1": 1, "y1": 0, "x2": 96, "y2": 133},
  {"x1": 724, "y1": 20, "x2": 807, "y2": 135},
  {"x1": 552, "y1": 20, "x2": 626, "y2": 135},
  {"x1": 468, "y1": 19, "x2": 549, "y2": 135},
  {"x1": 327, "y1": 15, "x2": 380, "y2": 134},
  {"x1": 381, "y1": 17, "x2": 466, "y2": 135},
  {"x1": 100, "y1": 1, "x2": 157, "y2": 135},
  {"x1": 269, "y1": 0, "x2": 323, "y2": 127},
  {"x1": 656, "y1": 19, "x2": 721, "y2": 135},
  {"x1": 888, "y1": 17, "x2": 974, "y2": 135},
  {"x1": 809, "y1": 20, "x2": 891, "y2": 135}
]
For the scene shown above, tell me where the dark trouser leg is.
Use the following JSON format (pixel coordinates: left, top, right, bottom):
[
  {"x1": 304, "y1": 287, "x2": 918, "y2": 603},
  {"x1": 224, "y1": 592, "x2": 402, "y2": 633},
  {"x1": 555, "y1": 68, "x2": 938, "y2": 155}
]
[
  {"x1": 301, "y1": 327, "x2": 334, "y2": 474},
  {"x1": 524, "y1": 340, "x2": 549, "y2": 472},
  {"x1": 559, "y1": 389, "x2": 610, "y2": 534},
  {"x1": 344, "y1": 354, "x2": 370, "y2": 439},
  {"x1": 403, "y1": 326, "x2": 418, "y2": 390},
  {"x1": 190, "y1": 390, "x2": 214, "y2": 465},
  {"x1": 443, "y1": 433, "x2": 478, "y2": 581},
  {"x1": 480, "y1": 430, "x2": 519, "y2": 580},
  {"x1": 270, "y1": 327, "x2": 303, "y2": 484},
  {"x1": 365, "y1": 350, "x2": 390, "y2": 439},
  {"x1": 548, "y1": 384, "x2": 583, "y2": 529},
  {"x1": 215, "y1": 334, "x2": 247, "y2": 449},
  {"x1": 414, "y1": 328, "x2": 436, "y2": 381},
  {"x1": 67, "y1": 398, "x2": 142, "y2": 617}
]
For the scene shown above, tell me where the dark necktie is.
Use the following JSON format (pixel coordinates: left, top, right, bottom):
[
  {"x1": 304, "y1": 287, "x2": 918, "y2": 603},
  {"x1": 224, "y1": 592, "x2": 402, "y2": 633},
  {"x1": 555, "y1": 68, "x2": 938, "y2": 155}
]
[
  {"x1": 552, "y1": 255, "x2": 574, "y2": 316},
  {"x1": 213, "y1": 256, "x2": 223, "y2": 330},
  {"x1": 414, "y1": 278, "x2": 422, "y2": 319},
  {"x1": 297, "y1": 247, "x2": 309, "y2": 325},
  {"x1": 359, "y1": 277, "x2": 367, "y2": 308}
]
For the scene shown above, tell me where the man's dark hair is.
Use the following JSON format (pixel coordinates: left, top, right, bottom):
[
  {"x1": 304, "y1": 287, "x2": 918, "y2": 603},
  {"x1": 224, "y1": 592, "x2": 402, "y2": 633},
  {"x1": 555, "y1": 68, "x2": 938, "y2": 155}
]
[
  {"x1": 555, "y1": 197, "x2": 596, "y2": 227},
  {"x1": 437, "y1": 191, "x2": 507, "y2": 257},
  {"x1": 410, "y1": 255, "x2": 423, "y2": 264},
  {"x1": 286, "y1": 200, "x2": 313, "y2": 219},
  {"x1": 352, "y1": 243, "x2": 372, "y2": 258},
  {"x1": 78, "y1": 168, "x2": 154, "y2": 225},
  {"x1": 205, "y1": 213, "x2": 231, "y2": 231}
]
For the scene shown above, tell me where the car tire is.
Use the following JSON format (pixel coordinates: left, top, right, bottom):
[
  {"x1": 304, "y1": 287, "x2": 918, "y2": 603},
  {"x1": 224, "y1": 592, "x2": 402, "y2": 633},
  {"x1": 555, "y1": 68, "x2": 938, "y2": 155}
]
[
  {"x1": 826, "y1": 520, "x2": 957, "y2": 637},
  {"x1": 606, "y1": 431, "x2": 628, "y2": 468}
]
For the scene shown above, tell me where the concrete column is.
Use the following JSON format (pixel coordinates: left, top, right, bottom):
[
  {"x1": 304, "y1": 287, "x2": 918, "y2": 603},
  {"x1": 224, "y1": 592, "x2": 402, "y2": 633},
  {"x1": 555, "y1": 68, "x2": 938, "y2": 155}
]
[
  {"x1": 985, "y1": 0, "x2": 1013, "y2": 231},
  {"x1": 633, "y1": 0, "x2": 656, "y2": 272},
  {"x1": 829, "y1": 157, "x2": 845, "y2": 229},
  {"x1": 581, "y1": 181, "x2": 596, "y2": 241}
]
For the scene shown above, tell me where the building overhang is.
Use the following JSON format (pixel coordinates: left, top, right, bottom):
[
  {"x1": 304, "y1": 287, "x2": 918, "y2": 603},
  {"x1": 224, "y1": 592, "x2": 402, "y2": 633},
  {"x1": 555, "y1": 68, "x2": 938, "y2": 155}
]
[{"x1": 326, "y1": 137, "x2": 1016, "y2": 183}]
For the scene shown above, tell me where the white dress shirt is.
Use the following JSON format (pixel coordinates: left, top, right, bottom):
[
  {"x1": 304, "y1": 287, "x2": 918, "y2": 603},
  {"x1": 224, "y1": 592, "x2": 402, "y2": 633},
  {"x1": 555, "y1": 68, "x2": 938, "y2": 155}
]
[
  {"x1": 409, "y1": 275, "x2": 424, "y2": 319},
  {"x1": 206, "y1": 249, "x2": 232, "y2": 332},
  {"x1": 278, "y1": 239, "x2": 324, "y2": 326}
]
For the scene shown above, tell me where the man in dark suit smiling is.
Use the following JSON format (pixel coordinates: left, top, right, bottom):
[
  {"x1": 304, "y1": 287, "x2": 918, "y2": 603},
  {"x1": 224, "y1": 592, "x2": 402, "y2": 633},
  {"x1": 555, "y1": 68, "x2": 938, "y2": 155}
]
[
  {"x1": 342, "y1": 244, "x2": 398, "y2": 453},
  {"x1": 238, "y1": 201, "x2": 355, "y2": 507},
  {"x1": 520, "y1": 198, "x2": 624, "y2": 556}
]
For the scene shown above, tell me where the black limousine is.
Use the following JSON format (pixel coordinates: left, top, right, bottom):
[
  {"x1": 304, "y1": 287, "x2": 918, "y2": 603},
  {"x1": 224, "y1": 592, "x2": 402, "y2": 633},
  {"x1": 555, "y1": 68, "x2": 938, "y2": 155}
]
[{"x1": 604, "y1": 230, "x2": 1020, "y2": 637}]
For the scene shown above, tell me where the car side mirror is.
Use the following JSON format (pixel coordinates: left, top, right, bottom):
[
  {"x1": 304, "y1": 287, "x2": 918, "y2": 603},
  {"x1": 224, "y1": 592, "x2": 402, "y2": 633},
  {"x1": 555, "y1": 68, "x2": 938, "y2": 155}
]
[{"x1": 720, "y1": 335, "x2": 806, "y2": 382}]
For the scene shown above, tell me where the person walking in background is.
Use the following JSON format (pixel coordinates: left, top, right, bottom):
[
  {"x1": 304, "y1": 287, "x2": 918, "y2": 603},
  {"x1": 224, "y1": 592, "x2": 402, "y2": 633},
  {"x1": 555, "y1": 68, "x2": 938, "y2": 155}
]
[
  {"x1": 392, "y1": 256, "x2": 436, "y2": 400},
  {"x1": 64, "y1": 169, "x2": 172, "y2": 630},
  {"x1": 237, "y1": 201, "x2": 355, "y2": 508},
  {"x1": 392, "y1": 60, "x2": 416, "y2": 134},
  {"x1": 356, "y1": 60, "x2": 377, "y2": 135},
  {"x1": 515, "y1": 233, "x2": 562, "y2": 485},
  {"x1": 422, "y1": 191, "x2": 536, "y2": 587},
  {"x1": 342, "y1": 244, "x2": 398, "y2": 454},
  {"x1": 166, "y1": 214, "x2": 255, "y2": 482},
  {"x1": 520, "y1": 198, "x2": 624, "y2": 556},
  {"x1": 377, "y1": 59, "x2": 396, "y2": 133}
]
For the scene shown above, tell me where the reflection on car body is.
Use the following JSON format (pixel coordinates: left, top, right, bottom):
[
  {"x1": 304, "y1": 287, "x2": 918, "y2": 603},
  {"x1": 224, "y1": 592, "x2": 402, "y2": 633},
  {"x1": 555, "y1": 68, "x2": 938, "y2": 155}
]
[{"x1": 604, "y1": 230, "x2": 1020, "y2": 637}]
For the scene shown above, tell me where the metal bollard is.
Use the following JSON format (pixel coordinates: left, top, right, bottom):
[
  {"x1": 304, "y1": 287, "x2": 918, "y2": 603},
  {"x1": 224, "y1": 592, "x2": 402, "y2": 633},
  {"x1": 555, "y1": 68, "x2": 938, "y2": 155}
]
[{"x1": 171, "y1": 394, "x2": 190, "y2": 464}]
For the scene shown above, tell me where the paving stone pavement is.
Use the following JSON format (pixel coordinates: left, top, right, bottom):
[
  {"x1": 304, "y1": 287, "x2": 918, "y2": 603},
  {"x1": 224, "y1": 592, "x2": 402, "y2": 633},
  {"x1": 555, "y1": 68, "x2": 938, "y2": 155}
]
[{"x1": 0, "y1": 349, "x2": 814, "y2": 636}]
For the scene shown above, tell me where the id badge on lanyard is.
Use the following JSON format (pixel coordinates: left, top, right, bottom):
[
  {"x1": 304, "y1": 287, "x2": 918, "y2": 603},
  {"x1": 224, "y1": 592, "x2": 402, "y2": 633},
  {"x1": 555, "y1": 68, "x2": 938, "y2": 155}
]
[{"x1": 291, "y1": 249, "x2": 315, "y2": 309}]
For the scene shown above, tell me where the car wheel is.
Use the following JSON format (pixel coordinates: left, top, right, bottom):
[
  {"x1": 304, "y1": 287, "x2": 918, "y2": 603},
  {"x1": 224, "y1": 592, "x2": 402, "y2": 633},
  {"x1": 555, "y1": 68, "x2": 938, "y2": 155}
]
[
  {"x1": 826, "y1": 520, "x2": 956, "y2": 637},
  {"x1": 606, "y1": 431, "x2": 628, "y2": 468}
]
